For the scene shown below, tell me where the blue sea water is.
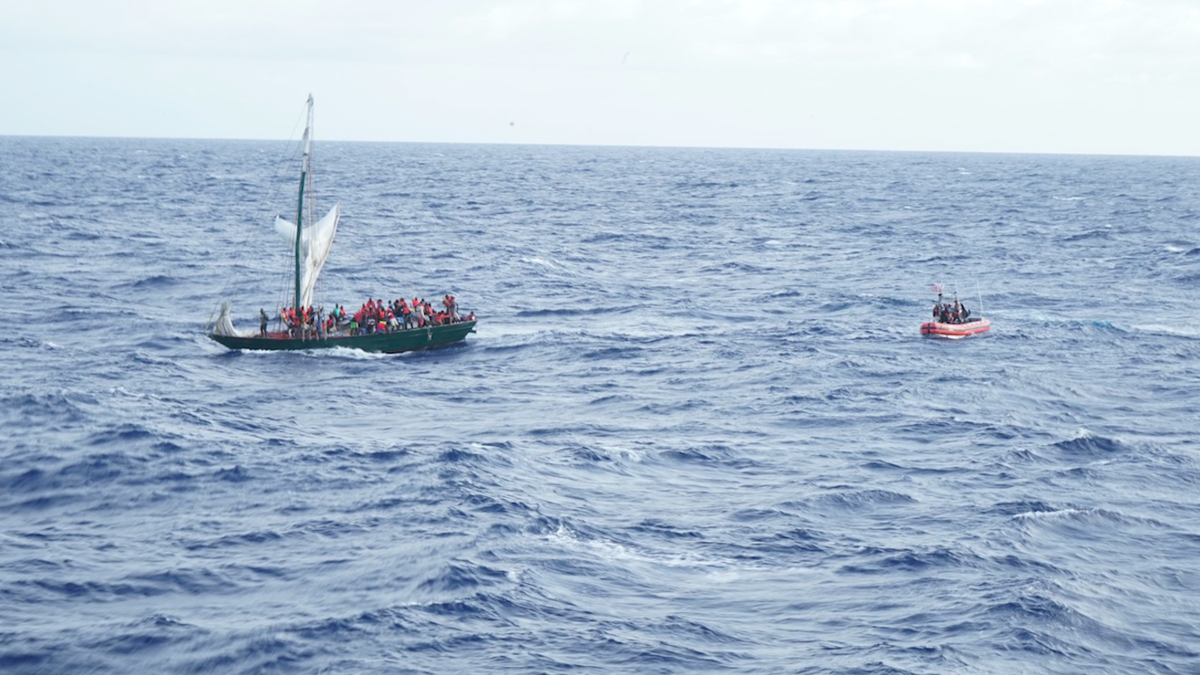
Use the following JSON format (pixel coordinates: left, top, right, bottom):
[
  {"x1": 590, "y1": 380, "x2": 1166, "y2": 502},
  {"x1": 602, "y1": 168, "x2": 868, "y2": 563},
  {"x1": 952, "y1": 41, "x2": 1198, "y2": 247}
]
[{"x1": 1, "y1": 135, "x2": 1199, "y2": 674}]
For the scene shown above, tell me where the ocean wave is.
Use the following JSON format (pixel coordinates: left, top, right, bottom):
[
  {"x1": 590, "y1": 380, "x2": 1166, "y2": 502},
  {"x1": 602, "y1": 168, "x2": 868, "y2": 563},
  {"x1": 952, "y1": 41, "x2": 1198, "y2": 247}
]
[
  {"x1": 841, "y1": 546, "x2": 981, "y2": 574},
  {"x1": 3, "y1": 139, "x2": 1198, "y2": 674},
  {"x1": 85, "y1": 424, "x2": 156, "y2": 447},
  {"x1": 811, "y1": 489, "x2": 918, "y2": 509},
  {"x1": 124, "y1": 274, "x2": 178, "y2": 289},
  {"x1": 1131, "y1": 323, "x2": 1200, "y2": 339},
  {"x1": 416, "y1": 561, "x2": 511, "y2": 594},
  {"x1": 657, "y1": 444, "x2": 756, "y2": 468},
  {"x1": 514, "y1": 305, "x2": 630, "y2": 317},
  {"x1": 0, "y1": 390, "x2": 95, "y2": 424},
  {"x1": 1063, "y1": 228, "x2": 1113, "y2": 241},
  {"x1": 582, "y1": 231, "x2": 673, "y2": 246},
  {"x1": 1010, "y1": 506, "x2": 1169, "y2": 531},
  {"x1": 1050, "y1": 432, "x2": 1133, "y2": 456}
]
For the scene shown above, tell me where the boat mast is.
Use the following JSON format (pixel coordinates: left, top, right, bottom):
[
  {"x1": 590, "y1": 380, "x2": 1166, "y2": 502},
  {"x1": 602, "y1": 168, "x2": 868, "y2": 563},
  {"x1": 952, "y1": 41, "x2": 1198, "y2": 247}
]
[{"x1": 294, "y1": 94, "x2": 314, "y2": 312}]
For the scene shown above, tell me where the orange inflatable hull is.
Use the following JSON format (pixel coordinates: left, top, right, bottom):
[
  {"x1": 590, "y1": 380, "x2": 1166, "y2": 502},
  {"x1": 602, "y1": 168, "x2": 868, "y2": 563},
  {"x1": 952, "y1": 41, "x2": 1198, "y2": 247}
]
[{"x1": 920, "y1": 318, "x2": 990, "y2": 339}]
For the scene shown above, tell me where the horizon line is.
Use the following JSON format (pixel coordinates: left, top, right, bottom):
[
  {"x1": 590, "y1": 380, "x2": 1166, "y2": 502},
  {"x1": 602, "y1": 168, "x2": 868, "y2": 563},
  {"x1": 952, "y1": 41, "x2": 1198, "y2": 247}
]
[{"x1": 1, "y1": 132, "x2": 1197, "y2": 161}]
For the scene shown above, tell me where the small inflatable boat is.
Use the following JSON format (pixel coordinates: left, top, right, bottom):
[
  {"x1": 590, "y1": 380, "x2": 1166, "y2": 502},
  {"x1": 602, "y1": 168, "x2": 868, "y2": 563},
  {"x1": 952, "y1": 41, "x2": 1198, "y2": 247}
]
[{"x1": 920, "y1": 318, "x2": 990, "y2": 339}]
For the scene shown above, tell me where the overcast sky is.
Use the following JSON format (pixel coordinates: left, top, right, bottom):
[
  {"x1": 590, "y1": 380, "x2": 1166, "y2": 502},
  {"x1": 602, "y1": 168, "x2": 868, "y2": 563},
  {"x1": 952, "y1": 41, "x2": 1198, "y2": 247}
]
[{"x1": 2, "y1": 0, "x2": 1198, "y2": 155}]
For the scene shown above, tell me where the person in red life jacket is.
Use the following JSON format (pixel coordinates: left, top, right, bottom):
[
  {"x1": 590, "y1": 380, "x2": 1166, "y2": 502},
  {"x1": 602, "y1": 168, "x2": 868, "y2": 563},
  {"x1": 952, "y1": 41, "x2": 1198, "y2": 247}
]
[
  {"x1": 400, "y1": 300, "x2": 413, "y2": 329},
  {"x1": 442, "y1": 295, "x2": 460, "y2": 322}
]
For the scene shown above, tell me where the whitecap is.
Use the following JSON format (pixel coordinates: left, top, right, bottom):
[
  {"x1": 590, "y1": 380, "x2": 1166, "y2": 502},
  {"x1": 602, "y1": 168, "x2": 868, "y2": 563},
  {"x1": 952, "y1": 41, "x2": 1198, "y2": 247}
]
[
  {"x1": 1131, "y1": 324, "x2": 1200, "y2": 339},
  {"x1": 522, "y1": 256, "x2": 568, "y2": 272}
]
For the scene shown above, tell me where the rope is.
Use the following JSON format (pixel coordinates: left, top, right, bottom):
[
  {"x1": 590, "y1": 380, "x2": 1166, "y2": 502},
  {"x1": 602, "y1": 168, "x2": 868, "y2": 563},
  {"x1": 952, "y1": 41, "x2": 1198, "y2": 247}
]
[{"x1": 208, "y1": 99, "x2": 309, "y2": 333}]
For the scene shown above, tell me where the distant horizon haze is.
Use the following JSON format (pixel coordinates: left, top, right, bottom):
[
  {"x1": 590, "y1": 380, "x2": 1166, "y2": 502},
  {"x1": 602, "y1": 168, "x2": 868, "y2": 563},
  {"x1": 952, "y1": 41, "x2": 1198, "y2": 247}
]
[{"x1": 5, "y1": 133, "x2": 1198, "y2": 161}]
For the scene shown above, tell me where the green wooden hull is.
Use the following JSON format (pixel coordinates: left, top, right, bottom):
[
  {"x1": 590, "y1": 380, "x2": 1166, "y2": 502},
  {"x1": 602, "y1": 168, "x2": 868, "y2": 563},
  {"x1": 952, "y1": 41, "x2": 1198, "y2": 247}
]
[{"x1": 208, "y1": 321, "x2": 476, "y2": 354}]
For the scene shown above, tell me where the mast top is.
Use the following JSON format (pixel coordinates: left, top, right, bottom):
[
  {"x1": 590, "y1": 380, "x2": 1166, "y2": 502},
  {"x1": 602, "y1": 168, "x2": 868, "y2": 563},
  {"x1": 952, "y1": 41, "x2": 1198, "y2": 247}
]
[{"x1": 302, "y1": 95, "x2": 315, "y2": 164}]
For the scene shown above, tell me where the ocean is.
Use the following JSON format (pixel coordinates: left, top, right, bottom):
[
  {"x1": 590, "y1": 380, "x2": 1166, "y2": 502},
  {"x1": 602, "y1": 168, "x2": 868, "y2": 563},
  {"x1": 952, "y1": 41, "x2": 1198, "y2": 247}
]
[{"x1": 1, "y1": 136, "x2": 1198, "y2": 674}]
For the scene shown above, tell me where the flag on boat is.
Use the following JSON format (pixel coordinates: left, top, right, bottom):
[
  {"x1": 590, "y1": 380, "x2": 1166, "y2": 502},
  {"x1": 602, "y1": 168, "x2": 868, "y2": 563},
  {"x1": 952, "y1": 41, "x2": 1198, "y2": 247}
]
[{"x1": 931, "y1": 283, "x2": 943, "y2": 293}]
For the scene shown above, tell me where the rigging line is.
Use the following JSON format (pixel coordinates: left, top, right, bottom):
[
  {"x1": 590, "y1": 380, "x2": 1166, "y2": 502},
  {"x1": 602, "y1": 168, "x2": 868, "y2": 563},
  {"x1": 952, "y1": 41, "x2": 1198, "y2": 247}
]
[
  {"x1": 259, "y1": 126, "x2": 307, "y2": 312},
  {"x1": 214, "y1": 132, "x2": 301, "y2": 302},
  {"x1": 210, "y1": 100, "x2": 309, "y2": 322}
]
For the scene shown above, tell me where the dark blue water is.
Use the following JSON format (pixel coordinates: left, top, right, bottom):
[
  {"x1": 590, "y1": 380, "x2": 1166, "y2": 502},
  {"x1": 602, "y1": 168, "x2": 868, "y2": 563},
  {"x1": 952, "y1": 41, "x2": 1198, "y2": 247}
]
[{"x1": 2, "y1": 136, "x2": 1199, "y2": 674}]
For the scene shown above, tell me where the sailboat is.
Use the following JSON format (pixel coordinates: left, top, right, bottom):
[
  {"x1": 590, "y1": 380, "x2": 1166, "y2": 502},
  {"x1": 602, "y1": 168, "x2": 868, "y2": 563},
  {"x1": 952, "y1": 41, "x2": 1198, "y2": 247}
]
[{"x1": 206, "y1": 95, "x2": 476, "y2": 353}]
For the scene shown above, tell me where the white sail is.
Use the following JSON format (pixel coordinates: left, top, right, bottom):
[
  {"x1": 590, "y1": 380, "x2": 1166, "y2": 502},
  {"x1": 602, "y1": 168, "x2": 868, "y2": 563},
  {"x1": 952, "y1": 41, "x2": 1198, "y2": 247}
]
[{"x1": 275, "y1": 202, "x2": 341, "y2": 308}]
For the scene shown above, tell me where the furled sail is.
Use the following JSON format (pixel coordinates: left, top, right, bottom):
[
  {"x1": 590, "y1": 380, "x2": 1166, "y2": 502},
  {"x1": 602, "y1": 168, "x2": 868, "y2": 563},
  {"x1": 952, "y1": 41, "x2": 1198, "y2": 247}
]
[
  {"x1": 275, "y1": 202, "x2": 341, "y2": 308},
  {"x1": 212, "y1": 302, "x2": 246, "y2": 337}
]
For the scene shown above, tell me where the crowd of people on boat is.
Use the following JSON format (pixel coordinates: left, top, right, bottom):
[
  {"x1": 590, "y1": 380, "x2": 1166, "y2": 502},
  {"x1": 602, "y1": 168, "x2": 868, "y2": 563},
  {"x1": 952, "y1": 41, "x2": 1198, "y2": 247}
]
[
  {"x1": 263, "y1": 295, "x2": 474, "y2": 338},
  {"x1": 932, "y1": 295, "x2": 972, "y2": 324}
]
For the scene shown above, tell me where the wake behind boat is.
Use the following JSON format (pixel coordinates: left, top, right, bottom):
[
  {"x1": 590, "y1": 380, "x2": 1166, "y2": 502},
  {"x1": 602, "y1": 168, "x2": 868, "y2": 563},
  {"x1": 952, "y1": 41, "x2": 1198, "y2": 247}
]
[
  {"x1": 206, "y1": 95, "x2": 476, "y2": 353},
  {"x1": 920, "y1": 285, "x2": 988, "y2": 339}
]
